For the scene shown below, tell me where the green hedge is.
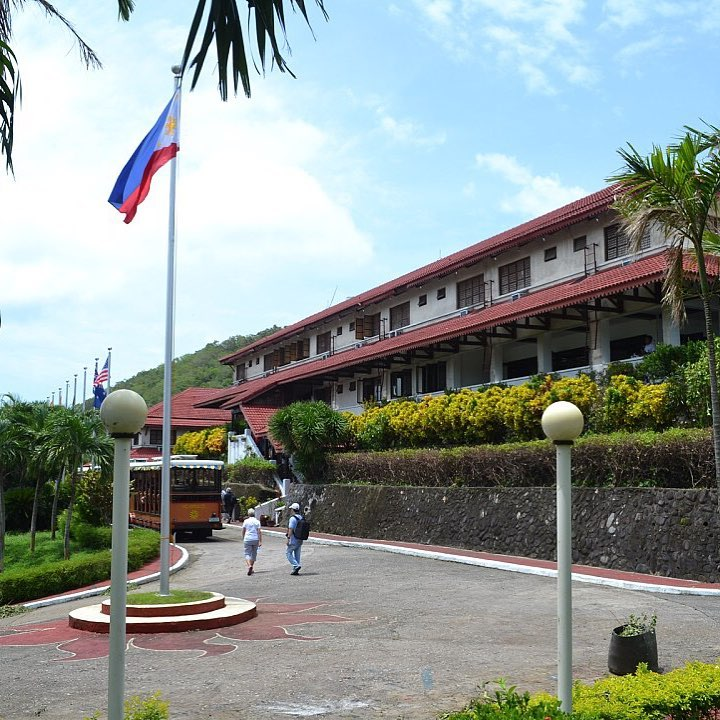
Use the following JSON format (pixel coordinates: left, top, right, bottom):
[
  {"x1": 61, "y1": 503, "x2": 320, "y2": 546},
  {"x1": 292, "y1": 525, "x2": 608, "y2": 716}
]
[
  {"x1": 0, "y1": 528, "x2": 160, "y2": 605},
  {"x1": 443, "y1": 662, "x2": 720, "y2": 719},
  {"x1": 328, "y1": 428, "x2": 714, "y2": 488},
  {"x1": 226, "y1": 457, "x2": 276, "y2": 486}
]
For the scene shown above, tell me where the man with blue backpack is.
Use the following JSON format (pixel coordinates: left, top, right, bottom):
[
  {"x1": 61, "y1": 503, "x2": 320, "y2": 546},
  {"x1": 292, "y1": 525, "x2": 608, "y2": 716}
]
[{"x1": 286, "y1": 502, "x2": 310, "y2": 576}]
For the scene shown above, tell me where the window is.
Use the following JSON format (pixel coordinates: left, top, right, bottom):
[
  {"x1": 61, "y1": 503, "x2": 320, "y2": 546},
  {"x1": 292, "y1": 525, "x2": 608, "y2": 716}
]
[
  {"x1": 503, "y1": 357, "x2": 538, "y2": 380},
  {"x1": 349, "y1": 321, "x2": 355, "y2": 332},
  {"x1": 349, "y1": 381, "x2": 356, "y2": 391},
  {"x1": 573, "y1": 236, "x2": 586, "y2": 252},
  {"x1": 390, "y1": 302, "x2": 410, "y2": 330},
  {"x1": 390, "y1": 370, "x2": 412, "y2": 398},
  {"x1": 288, "y1": 339, "x2": 309, "y2": 362},
  {"x1": 417, "y1": 362, "x2": 446, "y2": 393},
  {"x1": 235, "y1": 365, "x2": 246, "y2": 382},
  {"x1": 359, "y1": 377, "x2": 382, "y2": 403},
  {"x1": 552, "y1": 346, "x2": 589, "y2": 371},
  {"x1": 247, "y1": 360, "x2": 252, "y2": 368},
  {"x1": 149, "y1": 428, "x2": 162, "y2": 446},
  {"x1": 255, "y1": 358, "x2": 259, "y2": 365},
  {"x1": 336, "y1": 384, "x2": 343, "y2": 394},
  {"x1": 544, "y1": 247, "x2": 557, "y2": 262},
  {"x1": 355, "y1": 312, "x2": 380, "y2": 339},
  {"x1": 604, "y1": 224, "x2": 650, "y2": 260},
  {"x1": 456, "y1": 273, "x2": 485, "y2": 309},
  {"x1": 499, "y1": 256, "x2": 531, "y2": 295},
  {"x1": 437, "y1": 287, "x2": 446, "y2": 300},
  {"x1": 263, "y1": 352, "x2": 275, "y2": 371},
  {"x1": 336, "y1": 326, "x2": 343, "y2": 336},
  {"x1": 418, "y1": 294, "x2": 427, "y2": 307},
  {"x1": 316, "y1": 331, "x2": 331, "y2": 354}
]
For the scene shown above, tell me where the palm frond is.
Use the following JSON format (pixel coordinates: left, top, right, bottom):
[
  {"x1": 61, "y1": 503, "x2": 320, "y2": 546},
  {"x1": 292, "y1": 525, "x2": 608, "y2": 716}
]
[
  {"x1": 662, "y1": 247, "x2": 687, "y2": 324},
  {"x1": 181, "y1": 0, "x2": 327, "y2": 99},
  {"x1": 33, "y1": 0, "x2": 101, "y2": 69},
  {"x1": 0, "y1": 38, "x2": 20, "y2": 175}
]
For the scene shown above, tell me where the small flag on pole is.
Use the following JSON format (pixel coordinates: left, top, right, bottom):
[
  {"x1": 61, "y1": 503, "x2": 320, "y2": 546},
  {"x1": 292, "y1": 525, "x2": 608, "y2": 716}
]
[
  {"x1": 108, "y1": 90, "x2": 180, "y2": 223},
  {"x1": 93, "y1": 357, "x2": 109, "y2": 409}
]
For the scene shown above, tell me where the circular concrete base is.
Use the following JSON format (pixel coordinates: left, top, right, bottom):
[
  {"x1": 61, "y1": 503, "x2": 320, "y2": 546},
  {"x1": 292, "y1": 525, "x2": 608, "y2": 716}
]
[{"x1": 68, "y1": 594, "x2": 256, "y2": 634}]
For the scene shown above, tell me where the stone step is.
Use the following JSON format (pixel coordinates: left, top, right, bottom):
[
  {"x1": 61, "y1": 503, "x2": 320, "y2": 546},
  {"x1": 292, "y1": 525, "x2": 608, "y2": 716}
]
[{"x1": 68, "y1": 595, "x2": 256, "y2": 634}]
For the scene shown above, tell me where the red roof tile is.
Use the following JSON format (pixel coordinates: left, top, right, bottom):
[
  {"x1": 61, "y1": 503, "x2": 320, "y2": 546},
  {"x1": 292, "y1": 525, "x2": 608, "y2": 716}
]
[
  {"x1": 220, "y1": 185, "x2": 621, "y2": 364},
  {"x1": 240, "y1": 405, "x2": 279, "y2": 437},
  {"x1": 204, "y1": 250, "x2": 670, "y2": 409},
  {"x1": 145, "y1": 387, "x2": 231, "y2": 428},
  {"x1": 130, "y1": 447, "x2": 163, "y2": 460}
]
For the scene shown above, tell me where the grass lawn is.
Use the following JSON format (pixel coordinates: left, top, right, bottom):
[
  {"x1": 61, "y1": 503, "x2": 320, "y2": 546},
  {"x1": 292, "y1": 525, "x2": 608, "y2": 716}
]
[
  {"x1": 5, "y1": 530, "x2": 95, "y2": 569},
  {"x1": 127, "y1": 589, "x2": 213, "y2": 605}
]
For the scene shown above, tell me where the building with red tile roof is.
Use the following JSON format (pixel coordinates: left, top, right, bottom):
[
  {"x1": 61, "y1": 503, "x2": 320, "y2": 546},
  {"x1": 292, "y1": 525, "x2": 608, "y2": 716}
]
[
  {"x1": 199, "y1": 185, "x2": 715, "y2": 446},
  {"x1": 131, "y1": 388, "x2": 231, "y2": 459}
]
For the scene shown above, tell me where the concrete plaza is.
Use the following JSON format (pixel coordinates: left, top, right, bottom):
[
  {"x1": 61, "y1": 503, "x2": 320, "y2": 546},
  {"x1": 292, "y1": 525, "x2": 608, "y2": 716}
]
[{"x1": 1, "y1": 527, "x2": 720, "y2": 720}]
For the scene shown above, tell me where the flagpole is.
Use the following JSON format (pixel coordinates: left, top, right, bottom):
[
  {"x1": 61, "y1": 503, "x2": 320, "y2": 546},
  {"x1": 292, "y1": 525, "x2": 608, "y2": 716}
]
[
  {"x1": 65, "y1": 380, "x2": 69, "y2": 408},
  {"x1": 159, "y1": 66, "x2": 182, "y2": 596},
  {"x1": 82, "y1": 367, "x2": 87, "y2": 413},
  {"x1": 107, "y1": 347, "x2": 112, "y2": 392},
  {"x1": 72, "y1": 374, "x2": 77, "y2": 409}
]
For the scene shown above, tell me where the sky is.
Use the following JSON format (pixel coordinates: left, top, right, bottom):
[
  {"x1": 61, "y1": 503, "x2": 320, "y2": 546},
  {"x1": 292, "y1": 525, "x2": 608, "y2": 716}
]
[{"x1": 3, "y1": 0, "x2": 720, "y2": 404}]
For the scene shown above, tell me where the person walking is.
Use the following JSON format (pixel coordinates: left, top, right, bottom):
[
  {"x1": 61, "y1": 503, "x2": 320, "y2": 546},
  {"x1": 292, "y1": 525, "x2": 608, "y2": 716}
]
[
  {"x1": 286, "y1": 502, "x2": 305, "y2": 576},
  {"x1": 241, "y1": 508, "x2": 262, "y2": 575},
  {"x1": 221, "y1": 486, "x2": 237, "y2": 523}
]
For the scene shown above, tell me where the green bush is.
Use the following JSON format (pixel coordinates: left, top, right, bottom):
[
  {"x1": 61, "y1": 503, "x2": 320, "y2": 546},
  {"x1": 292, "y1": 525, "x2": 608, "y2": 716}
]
[
  {"x1": 443, "y1": 663, "x2": 720, "y2": 719},
  {"x1": 84, "y1": 692, "x2": 169, "y2": 720},
  {"x1": 3, "y1": 484, "x2": 54, "y2": 532},
  {"x1": 73, "y1": 469, "x2": 113, "y2": 526},
  {"x1": 73, "y1": 522, "x2": 113, "y2": 550},
  {"x1": 227, "y1": 456, "x2": 276, "y2": 486},
  {"x1": 573, "y1": 662, "x2": 720, "y2": 719},
  {"x1": 0, "y1": 528, "x2": 160, "y2": 604}
]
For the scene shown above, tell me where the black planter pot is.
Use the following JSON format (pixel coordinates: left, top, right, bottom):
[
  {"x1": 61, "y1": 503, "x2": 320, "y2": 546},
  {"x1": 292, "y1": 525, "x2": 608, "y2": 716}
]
[{"x1": 608, "y1": 625, "x2": 659, "y2": 675}]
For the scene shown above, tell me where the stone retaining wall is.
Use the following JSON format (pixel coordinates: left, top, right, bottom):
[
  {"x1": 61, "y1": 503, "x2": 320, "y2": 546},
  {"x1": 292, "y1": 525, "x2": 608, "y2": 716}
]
[{"x1": 287, "y1": 485, "x2": 720, "y2": 582}]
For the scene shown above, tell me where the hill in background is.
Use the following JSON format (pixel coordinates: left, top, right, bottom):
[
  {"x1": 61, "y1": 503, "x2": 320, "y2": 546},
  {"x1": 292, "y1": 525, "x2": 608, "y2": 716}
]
[{"x1": 112, "y1": 326, "x2": 280, "y2": 407}]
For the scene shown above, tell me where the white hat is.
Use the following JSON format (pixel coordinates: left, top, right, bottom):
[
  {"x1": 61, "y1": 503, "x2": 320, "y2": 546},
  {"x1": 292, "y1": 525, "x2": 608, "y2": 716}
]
[
  {"x1": 290, "y1": 502, "x2": 301, "y2": 511},
  {"x1": 247, "y1": 508, "x2": 255, "y2": 516}
]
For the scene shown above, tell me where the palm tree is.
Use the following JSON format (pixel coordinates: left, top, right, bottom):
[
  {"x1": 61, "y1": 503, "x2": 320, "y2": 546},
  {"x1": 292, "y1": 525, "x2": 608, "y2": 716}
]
[
  {"x1": 0, "y1": 394, "x2": 38, "y2": 571},
  {"x1": 1, "y1": 1, "x2": 326, "y2": 173},
  {"x1": 42, "y1": 408, "x2": 113, "y2": 560},
  {"x1": 607, "y1": 129, "x2": 720, "y2": 499}
]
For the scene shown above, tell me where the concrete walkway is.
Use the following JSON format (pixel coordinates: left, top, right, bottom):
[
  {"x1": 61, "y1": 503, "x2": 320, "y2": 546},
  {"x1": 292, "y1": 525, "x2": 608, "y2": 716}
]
[{"x1": 2, "y1": 528, "x2": 720, "y2": 720}]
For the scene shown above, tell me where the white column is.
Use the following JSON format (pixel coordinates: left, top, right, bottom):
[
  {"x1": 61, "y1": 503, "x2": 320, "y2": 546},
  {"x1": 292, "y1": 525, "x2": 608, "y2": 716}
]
[
  {"x1": 590, "y1": 317, "x2": 610, "y2": 368},
  {"x1": 537, "y1": 333, "x2": 553, "y2": 373},
  {"x1": 489, "y1": 342, "x2": 504, "y2": 383}
]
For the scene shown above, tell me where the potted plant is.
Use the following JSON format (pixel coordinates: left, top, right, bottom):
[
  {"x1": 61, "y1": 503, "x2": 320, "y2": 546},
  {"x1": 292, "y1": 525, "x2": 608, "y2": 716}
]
[{"x1": 608, "y1": 612, "x2": 659, "y2": 675}]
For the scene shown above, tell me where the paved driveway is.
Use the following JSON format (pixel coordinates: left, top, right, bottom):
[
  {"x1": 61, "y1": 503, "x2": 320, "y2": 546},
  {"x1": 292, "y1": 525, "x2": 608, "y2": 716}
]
[{"x1": 1, "y1": 527, "x2": 720, "y2": 720}]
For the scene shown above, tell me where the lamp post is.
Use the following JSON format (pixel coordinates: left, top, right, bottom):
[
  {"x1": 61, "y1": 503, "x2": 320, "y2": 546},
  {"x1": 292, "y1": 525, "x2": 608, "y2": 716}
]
[
  {"x1": 541, "y1": 400, "x2": 584, "y2": 714},
  {"x1": 100, "y1": 390, "x2": 148, "y2": 720}
]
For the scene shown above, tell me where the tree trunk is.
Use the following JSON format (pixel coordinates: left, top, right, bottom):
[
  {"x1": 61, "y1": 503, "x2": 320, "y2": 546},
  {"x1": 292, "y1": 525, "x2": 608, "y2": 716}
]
[
  {"x1": 29, "y1": 475, "x2": 41, "y2": 553},
  {"x1": 50, "y1": 468, "x2": 64, "y2": 541},
  {"x1": 63, "y1": 472, "x2": 76, "y2": 561},
  {"x1": 694, "y1": 251, "x2": 720, "y2": 507}
]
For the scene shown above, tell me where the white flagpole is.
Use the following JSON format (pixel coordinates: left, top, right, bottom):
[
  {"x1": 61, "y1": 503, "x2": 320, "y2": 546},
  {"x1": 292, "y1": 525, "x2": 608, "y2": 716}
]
[
  {"x1": 72, "y1": 374, "x2": 77, "y2": 408},
  {"x1": 159, "y1": 66, "x2": 182, "y2": 595},
  {"x1": 82, "y1": 367, "x2": 87, "y2": 413},
  {"x1": 107, "y1": 347, "x2": 112, "y2": 392}
]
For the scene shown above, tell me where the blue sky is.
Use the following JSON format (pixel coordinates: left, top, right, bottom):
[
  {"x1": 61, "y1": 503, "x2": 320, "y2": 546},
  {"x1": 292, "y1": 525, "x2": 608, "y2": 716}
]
[{"x1": 3, "y1": 0, "x2": 720, "y2": 403}]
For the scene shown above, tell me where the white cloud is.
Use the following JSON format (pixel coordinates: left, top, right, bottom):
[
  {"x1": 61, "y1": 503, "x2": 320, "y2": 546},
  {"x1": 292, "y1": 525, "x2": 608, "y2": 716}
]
[{"x1": 475, "y1": 152, "x2": 587, "y2": 217}]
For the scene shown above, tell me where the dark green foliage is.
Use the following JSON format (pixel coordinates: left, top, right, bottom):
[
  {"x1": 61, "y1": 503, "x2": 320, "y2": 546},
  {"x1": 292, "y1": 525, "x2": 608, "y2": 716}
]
[
  {"x1": 269, "y1": 401, "x2": 350, "y2": 482},
  {"x1": 0, "y1": 529, "x2": 159, "y2": 604},
  {"x1": 226, "y1": 457, "x2": 276, "y2": 486},
  {"x1": 635, "y1": 341, "x2": 705, "y2": 382},
  {"x1": 328, "y1": 429, "x2": 715, "y2": 489},
  {"x1": 73, "y1": 469, "x2": 113, "y2": 526},
  {"x1": 112, "y1": 328, "x2": 280, "y2": 407},
  {"x1": 3, "y1": 484, "x2": 53, "y2": 532},
  {"x1": 72, "y1": 522, "x2": 113, "y2": 550}
]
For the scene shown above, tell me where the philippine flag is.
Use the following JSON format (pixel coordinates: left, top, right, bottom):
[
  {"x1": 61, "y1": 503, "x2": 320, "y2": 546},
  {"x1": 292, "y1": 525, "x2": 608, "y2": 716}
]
[{"x1": 108, "y1": 90, "x2": 180, "y2": 223}]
